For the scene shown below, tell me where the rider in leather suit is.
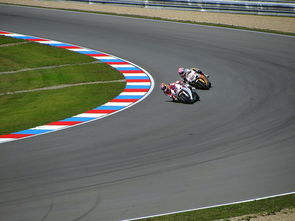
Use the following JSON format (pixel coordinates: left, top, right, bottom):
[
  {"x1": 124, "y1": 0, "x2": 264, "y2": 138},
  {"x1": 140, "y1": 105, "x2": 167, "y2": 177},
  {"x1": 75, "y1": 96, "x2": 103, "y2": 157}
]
[
  {"x1": 160, "y1": 81, "x2": 185, "y2": 101},
  {"x1": 178, "y1": 67, "x2": 209, "y2": 84}
]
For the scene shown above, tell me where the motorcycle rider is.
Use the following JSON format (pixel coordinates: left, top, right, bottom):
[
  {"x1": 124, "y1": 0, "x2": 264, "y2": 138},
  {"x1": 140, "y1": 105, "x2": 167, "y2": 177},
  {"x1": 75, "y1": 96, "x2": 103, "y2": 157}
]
[
  {"x1": 178, "y1": 67, "x2": 209, "y2": 84},
  {"x1": 160, "y1": 81, "x2": 185, "y2": 101}
]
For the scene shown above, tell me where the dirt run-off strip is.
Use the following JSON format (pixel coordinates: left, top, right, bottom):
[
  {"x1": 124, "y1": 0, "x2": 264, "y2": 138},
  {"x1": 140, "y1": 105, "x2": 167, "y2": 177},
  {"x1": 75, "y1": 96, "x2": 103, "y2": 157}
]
[
  {"x1": 0, "y1": 79, "x2": 125, "y2": 96},
  {"x1": 219, "y1": 207, "x2": 295, "y2": 221},
  {"x1": 0, "y1": 41, "x2": 30, "y2": 47},
  {"x1": 0, "y1": 61, "x2": 101, "y2": 75},
  {"x1": 0, "y1": 0, "x2": 294, "y2": 33}
]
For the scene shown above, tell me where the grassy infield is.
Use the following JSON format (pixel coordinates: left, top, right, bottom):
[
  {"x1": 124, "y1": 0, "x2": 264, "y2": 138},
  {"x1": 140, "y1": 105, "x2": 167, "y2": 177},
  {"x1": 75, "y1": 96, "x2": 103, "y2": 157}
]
[
  {"x1": 1, "y1": 4, "x2": 294, "y2": 221},
  {"x1": 0, "y1": 35, "x2": 125, "y2": 134}
]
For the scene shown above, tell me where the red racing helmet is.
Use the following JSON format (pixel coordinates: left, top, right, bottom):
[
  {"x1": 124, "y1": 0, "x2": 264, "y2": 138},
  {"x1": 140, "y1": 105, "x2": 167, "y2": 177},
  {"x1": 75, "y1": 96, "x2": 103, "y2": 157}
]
[{"x1": 160, "y1": 83, "x2": 170, "y2": 93}]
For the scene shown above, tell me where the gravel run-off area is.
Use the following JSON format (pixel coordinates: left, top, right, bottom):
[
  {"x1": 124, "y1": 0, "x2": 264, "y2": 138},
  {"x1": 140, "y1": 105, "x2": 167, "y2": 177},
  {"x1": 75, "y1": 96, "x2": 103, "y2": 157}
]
[
  {"x1": 0, "y1": 0, "x2": 295, "y2": 33},
  {"x1": 222, "y1": 208, "x2": 295, "y2": 221}
]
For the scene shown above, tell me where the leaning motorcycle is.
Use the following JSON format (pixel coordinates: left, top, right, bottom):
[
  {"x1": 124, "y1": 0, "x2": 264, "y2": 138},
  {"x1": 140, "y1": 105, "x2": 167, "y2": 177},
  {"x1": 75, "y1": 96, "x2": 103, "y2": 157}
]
[
  {"x1": 190, "y1": 74, "x2": 211, "y2": 90},
  {"x1": 174, "y1": 83, "x2": 199, "y2": 104}
]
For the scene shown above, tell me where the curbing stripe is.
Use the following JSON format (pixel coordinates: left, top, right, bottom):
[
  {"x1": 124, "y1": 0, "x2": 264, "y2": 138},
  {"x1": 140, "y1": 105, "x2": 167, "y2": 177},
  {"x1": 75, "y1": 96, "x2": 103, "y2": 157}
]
[
  {"x1": 47, "y1": 121, "x2": 82, "y2": 126},
  {"x1": 34, "y1": 125, "x2": 68, "y2": 130},
  {"x1": 13, "y1": 129, "x2": 53, "y2": 135},
  {"x1": 0, "y1": 30, "x2": 154, "y2": 144}
]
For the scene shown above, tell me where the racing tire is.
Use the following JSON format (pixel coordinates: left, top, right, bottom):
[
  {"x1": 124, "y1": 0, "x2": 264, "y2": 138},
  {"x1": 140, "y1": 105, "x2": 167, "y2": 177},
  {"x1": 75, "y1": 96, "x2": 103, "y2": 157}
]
[
  {"x1": 198, "y1": 80, "x2": 210, "y2": 90},
  {"x1": 193, "y1": 92, "x2": 200, "y2": 102},
  {"x1": 179, "y1": 92, "x2": 192, "y2": 104}
]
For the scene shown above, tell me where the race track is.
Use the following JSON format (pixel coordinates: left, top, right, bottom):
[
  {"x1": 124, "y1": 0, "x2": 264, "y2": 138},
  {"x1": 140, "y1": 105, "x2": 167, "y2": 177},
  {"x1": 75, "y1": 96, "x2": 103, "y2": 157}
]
[{"x1": 0, "y1": 4, "x2": 295, "y2": 221}]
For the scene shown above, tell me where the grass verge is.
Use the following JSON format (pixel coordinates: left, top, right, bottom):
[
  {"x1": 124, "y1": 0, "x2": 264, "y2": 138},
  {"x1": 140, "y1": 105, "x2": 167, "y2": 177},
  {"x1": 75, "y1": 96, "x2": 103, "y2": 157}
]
[
  {"x1": 0, "y1": 83, "x2": 125, "y2": 135},
  {"x1": 0, "y1": 39, "x2": 95, "y2": 72},
  {"x1": 136, "y1": 193, "x2": 295, "y2": 221},
  {"x1": 0, "y1": 63, "x2": 124, "y2": 93},
  {"x1": 0, "y1": 35, "x2": 125, "y2": 135},
  {"x1": 0, "y1": 35, "x2": 26, "y2": 45}
]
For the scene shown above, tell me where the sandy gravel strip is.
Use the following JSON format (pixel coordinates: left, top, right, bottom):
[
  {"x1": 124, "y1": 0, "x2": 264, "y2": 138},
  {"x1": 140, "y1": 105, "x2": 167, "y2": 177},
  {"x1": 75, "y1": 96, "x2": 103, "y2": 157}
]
[
  {"x1": 0, "y1": 0, "x2": 294, "y2": 33},
  {"x1": 0, "y1": 30, "x2": 154, "y2": 144}
]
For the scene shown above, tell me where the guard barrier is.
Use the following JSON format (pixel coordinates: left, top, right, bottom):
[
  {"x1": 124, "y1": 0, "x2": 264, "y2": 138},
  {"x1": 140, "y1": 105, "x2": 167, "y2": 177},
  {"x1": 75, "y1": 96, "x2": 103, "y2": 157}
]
[{"x1": 68, "y1": 0, "x2": 295, "y2": 16}]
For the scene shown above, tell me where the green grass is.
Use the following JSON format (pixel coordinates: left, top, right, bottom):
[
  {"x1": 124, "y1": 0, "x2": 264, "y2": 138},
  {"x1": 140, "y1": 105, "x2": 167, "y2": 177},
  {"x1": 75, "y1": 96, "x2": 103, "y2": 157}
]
[
  {"x1": 0, "y1": 41, "x2": 95, "y2": 72},
  {"x1": 0, "y1": 35, "x2": 26, "y2": 45},
  {"x1": 0, "y1": 83, "x2": 125, "y2": 135},
  {"x1": 138, "y1": 194, "x2": 295, "y2": 221},
  {"x1": 0, "y1": 63, "x2": 124, "y2": 93},
  {"x1": 0, "y1": 35, "x2": 126, "y2": 134}
]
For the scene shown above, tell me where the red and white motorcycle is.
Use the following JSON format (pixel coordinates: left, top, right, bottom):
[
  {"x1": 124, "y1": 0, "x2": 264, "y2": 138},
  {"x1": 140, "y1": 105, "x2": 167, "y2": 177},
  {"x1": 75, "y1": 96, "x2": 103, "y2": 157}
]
[{"x1": 170, "y1": 81, "x2": 199, "y2": 104}]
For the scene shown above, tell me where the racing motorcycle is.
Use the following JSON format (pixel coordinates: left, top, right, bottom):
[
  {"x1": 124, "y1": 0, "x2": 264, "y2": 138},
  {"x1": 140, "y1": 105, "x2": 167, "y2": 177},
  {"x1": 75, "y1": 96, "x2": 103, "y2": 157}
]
[
  {"x1": 172, "y1": 82, "x2": 199, "y2": 104},
  {"x1": 189, "y1": 69, "x2": 211, "y2": 90}
]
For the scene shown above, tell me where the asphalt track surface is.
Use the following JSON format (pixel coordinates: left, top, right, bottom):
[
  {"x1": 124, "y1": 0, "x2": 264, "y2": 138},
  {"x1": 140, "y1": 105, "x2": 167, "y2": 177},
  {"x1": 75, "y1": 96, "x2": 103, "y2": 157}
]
[{"x1": 0, "y1": 4, "x2": 295, "y2": 221}]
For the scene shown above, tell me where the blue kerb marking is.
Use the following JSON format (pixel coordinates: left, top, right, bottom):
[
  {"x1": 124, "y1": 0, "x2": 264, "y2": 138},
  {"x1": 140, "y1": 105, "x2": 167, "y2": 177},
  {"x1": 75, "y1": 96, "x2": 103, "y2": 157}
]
[
  {"x1": 75, "y1": 50, "x2": 100, "y2": 54},
  {"x1": 86, "y1": 53, "x2": 103, "y2": 55},
  {"x1": 95, "y1": 106, "x2": 125, "y2": 110},
  {"x1": 115, "y1": 67, "x2": 140, "y2": 71},
  {"x1": 125, "y1": 85, "x2": 150, "y2": 89},
  {"x1": 99, "y1": 59, "x2": 123, "y2": 62},
  {"x1": 90, "y1": 53, "x2": 105, "y2": 56},
  {"x1": 13, "y1": 36, "x2": 38, "y2": 39},
  {"x1": 13, "y1": 129, "x2": 52, "y2": 134},
  {"x1": 61, "y1": 117, "x2": 96, "y2": 122},
  {"x1": 125, "y1": 76, "x2": 150, "y2": 79},
  {"x1": 48, "y1": 43, "x2": 73, "y2": 47},
  {"x1": 116, "y1": 95, "x2": 143, "y2": 99}
]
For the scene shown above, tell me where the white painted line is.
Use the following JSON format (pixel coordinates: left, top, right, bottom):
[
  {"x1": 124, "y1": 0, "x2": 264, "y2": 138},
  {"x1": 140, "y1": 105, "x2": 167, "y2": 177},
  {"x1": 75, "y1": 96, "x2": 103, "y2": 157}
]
[
  {"x1": 123, "y1": 73, "x2": 147, "y2": 77},
  {"x1": 111, "y1": 64, "x2": 135, "y2": 68},
  {"x1": 33, "y1": 125, "x2": 68, "y2": 130},
  {"x1": 0, "y1": 138, "x2": 16, "y2": 143},
  {"x1": 122, "y1": 191, "x2": 295, "y2": 221},
  {"x1": 126, "y1": 82, "x2": 151, "y2": 86},
  {"x1": 74, "y1": 113, "x2": 106, "y2": 118},
  {"x1": 3, "y1": 33, "x2": 26, "y2": 37},
  {"x1": 104, "y1": 102, "x2": 133, "y2": 106},
  {"x1": 37, "y1": 40, "x2": 63, "y2": 44},
  {"x1": 35, "y1": 41, "x2": 49, "y2": 44},
  {"x1": 120, "y1": 92, "x2": 146, "y2": 96},
  {"x1": 68, "y1": 48, "x2": 88, "y2": 51},
  {"x1": 93, "y1": 56, "x2": 117, "y2": 59},
  {"x1": 68, "y1": 47, "x2": 99, "y2": 51}
]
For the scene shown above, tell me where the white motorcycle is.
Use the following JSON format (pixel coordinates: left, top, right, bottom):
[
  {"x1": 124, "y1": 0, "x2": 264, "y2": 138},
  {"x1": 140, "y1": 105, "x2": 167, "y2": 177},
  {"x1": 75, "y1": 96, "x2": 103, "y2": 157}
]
[
  {"x1": 187, "y1": 69, "x2": 211, "y2": 90},
  {"x1": 172, "y1": 82, "x2": 199, "y2": 104}
]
